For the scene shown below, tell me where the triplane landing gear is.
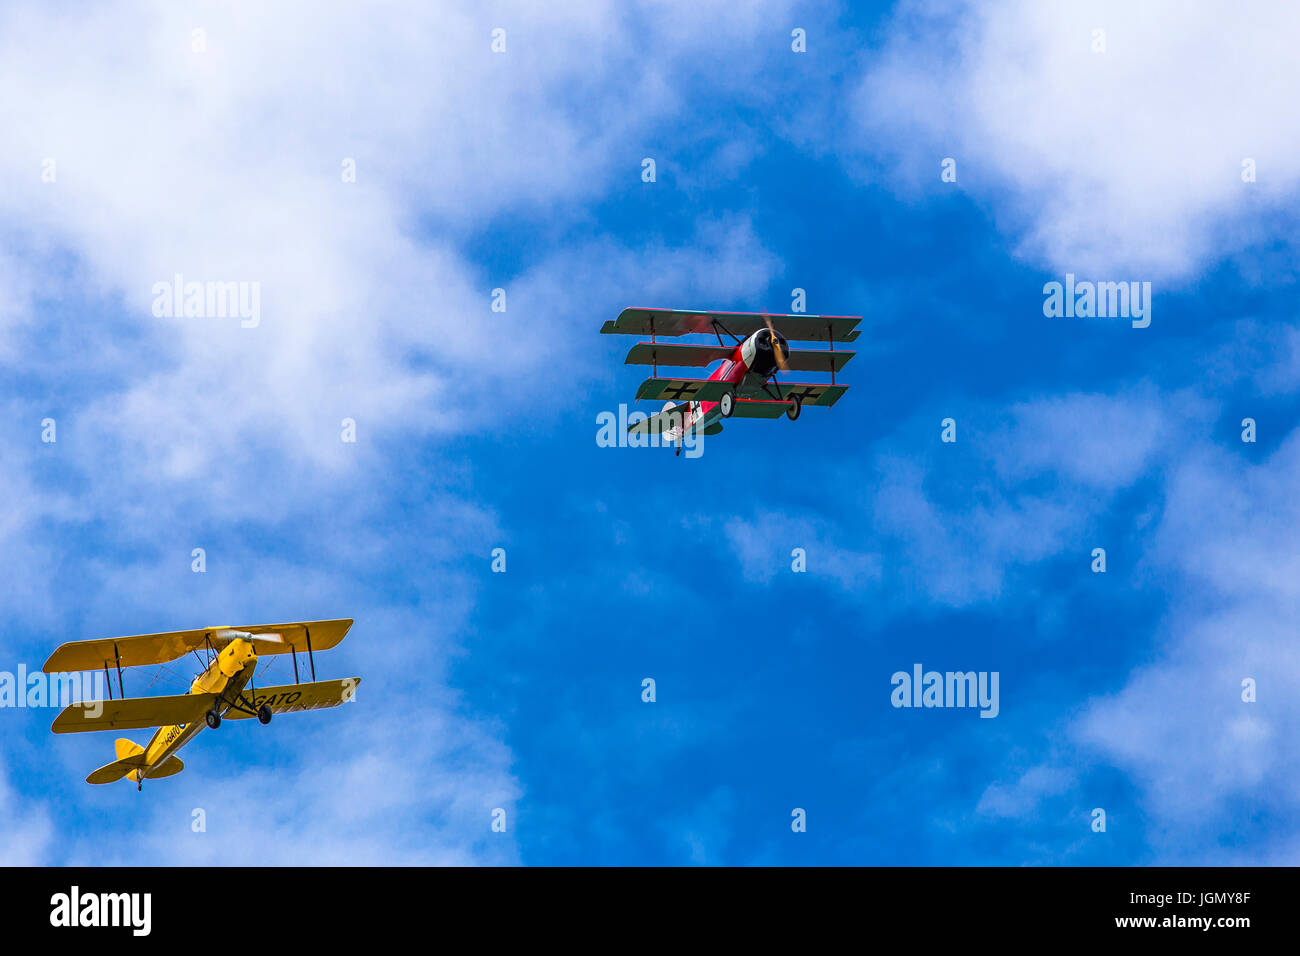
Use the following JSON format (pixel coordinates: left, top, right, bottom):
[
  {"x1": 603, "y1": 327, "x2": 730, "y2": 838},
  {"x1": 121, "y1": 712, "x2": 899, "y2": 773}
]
[{"x1": 786, "y1": 394, "x2": 801, "y2": 421}]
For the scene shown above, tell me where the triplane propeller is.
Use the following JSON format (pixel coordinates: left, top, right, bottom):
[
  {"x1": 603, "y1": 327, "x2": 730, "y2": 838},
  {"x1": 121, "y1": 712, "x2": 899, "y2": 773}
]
[
  {"x1": 43, "y1": 618, "x2": 360, "y2": 790},
  {"x1": 601, "y1": 307, "x2": 861, "y2": 454}
]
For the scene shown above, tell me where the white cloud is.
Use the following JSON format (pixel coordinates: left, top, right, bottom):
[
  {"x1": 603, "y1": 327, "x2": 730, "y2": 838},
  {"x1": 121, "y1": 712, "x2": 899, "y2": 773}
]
[
  {"x1": 1071, "y1": 434, "x2": 1300, "y2": 834},
  {"x1": 0, "y1": 0, "x2": 809, "y2": 865},
  {"x1": 855, "y1": 0, "x2": 1300, "y2": 279}
]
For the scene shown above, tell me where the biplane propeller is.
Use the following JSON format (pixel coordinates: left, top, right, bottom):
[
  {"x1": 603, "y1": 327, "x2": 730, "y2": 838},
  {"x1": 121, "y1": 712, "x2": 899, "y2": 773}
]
[
  {"x1": 43, "y1": 619, "x2": 360, "y2": 790},
  {"x1": 601, "y1": 307, "x2": 861, "y2": 454}
]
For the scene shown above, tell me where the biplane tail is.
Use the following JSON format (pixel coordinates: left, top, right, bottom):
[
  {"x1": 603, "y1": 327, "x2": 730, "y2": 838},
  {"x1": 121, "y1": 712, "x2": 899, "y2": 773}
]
[
  {"x1": 86, "y1": 738, "x2": 183, "y2": 785},
  {"x1": 115, "y1": 737, "x2": 144, "y2": 761}
]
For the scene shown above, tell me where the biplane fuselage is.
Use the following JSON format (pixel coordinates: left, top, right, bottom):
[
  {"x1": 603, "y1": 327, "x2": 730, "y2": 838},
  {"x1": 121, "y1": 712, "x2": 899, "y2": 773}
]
[
  {"x1": 44, "y1": 619, "x2": 360, "y2": 789},
  {"x1": 134, "y1": 637, "x2": 259, "y2": 782}
]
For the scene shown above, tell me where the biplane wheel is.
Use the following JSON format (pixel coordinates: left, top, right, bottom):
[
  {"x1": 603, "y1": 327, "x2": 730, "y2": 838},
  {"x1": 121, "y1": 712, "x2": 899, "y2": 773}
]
[
  {"x1": 786, "y1": 394, "x2": 801, "y2": 421},
  {"x1": 257, "y1": 704, "x2": 273, "y2": 725},
  {"x1": 719, "y1": 390, "x2": 734, "y2": 418},
  {"x1": 205, "y1": 709, "x2": 221, "y2": 729}
]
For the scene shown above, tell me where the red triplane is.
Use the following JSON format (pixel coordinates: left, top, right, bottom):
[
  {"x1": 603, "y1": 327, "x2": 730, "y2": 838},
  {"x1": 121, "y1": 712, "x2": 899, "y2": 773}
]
[{"x1": 601, "y1": 307, "x2": 861, "y2": 452}]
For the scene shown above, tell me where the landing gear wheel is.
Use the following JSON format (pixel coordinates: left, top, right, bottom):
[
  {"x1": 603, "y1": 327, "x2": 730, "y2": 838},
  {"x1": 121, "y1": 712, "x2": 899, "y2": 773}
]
[
  {"x1": 137, "y1": 779, "x2": 142, "y2": 792},
  {"x1": 719, "y1": 390, "x2": 734, "y2": 418},
  {"x1": 257, "y1": 704, "x2": 273, "y2": 725},
  {"x1": 205, "y1": 709, "x2": 221, "y2": 729},
  {"x1": 786, "y1": 394, "x2": 802, "y2": 421}
]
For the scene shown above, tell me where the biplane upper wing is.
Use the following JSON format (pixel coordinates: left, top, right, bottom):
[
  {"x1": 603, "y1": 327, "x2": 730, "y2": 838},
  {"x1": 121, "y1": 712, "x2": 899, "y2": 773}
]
[
  {"x1": 43, "y1": 619, "x2": 354, "y2": 673},
  {"x1": 224, "y1": 678, "x2": 361, "y2": 720},
  {"x1": 634, "y1": 378, "x2": 734, "y2": 403},
  {"x1": 739, "y1": 382, "x2": 850, "y2": 406},
  {"x1": 602, "y1": 308, "x2": 861, "y2": 343},
  {"x1": 624, "y1": 342, "x2": 855, "y2": 373},
  {"x1": 52, "y1": 692, "x2": 218, "y2": 734}
]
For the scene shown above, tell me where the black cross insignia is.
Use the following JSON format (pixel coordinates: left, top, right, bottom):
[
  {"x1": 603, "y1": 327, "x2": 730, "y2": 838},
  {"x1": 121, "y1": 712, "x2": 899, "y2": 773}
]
[{"x1": 663, "y1": 381, "x2": 700, "y2": 400}]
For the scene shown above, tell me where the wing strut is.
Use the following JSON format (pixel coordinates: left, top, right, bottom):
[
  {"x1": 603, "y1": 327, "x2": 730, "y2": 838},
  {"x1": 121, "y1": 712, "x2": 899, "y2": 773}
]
[
  {"x1": 828, "y1": 322, "x2": 835, "y2": 385},
  {"x1": 291, "y1": 644, "x2": 300, "y2": 684},
  {"x1": 113, "y1": 643, "x2": 124, "y2": 699},
  {"x1": 306, "y1": 627, "x2": 316, "y2": 681}
]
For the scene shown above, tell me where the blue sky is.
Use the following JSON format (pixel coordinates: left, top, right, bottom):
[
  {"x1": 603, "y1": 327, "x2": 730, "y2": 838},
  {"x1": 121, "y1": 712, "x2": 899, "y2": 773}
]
[{"x1": 2, "y1": 0, "x2": 1298, "y2": 865}]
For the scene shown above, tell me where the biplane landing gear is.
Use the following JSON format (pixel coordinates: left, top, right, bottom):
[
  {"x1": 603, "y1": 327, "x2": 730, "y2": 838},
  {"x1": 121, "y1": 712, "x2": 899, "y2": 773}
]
[
  {"x1": 257, "y1": 704, "x2": 273, "y2": 725},
  {"x1": 137, "y1": 779, "x2": 142, "y2": 792},
  {"x1": 786, "y1": 394, "x2": 802, "y2": 421},
  {"x1": 205, "y1": 709, "x2": 221, "y2": 729},
  {"x1": 719, "y1": 390, "x2": 734, "y2": 418}
]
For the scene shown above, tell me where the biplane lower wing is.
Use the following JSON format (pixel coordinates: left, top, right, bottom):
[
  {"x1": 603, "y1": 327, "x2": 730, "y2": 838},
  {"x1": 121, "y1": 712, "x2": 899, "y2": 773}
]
[
  {"x1": 624, "y1": 342, "x2": 855, "y2": 373},
  {"x1": 603, "y1": 308, "x2": 861, "y2": 343},
  {"x1": 224, "y1": 678, "x2": 361, "y2": 719},
  {"x1": 43, "y1": 618, "x2": 354, "y2": 674},
  {"x1": 52, "y1": 692, "x2": 218, "y2": 734},
  {"x1": 740, "y1": 382, "x2": 849, "y2": 406},
  {"x1": 635, "y1": 378, "x2": 734, "y2": 403}
]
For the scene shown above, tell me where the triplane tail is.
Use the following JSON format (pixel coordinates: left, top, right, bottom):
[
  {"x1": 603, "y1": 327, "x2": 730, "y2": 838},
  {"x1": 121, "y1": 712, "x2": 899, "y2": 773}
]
[{"x1": 86, "y1": 738, "x2": 183, "y2": 785}]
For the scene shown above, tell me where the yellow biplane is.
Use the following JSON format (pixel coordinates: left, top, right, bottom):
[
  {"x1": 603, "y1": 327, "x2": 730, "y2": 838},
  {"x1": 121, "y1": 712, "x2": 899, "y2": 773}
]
[{"x1": 44, "y1": 619, "x2": 360, "y2": 790}]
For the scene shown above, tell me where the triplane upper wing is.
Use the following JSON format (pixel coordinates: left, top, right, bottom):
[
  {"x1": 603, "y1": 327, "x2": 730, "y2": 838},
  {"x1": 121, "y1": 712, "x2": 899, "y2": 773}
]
[
  {"x1": 602, "y1": 307, "x2": 861, "y2": 343},
  {"x1": 43, "y1": 618, "x2": 354, "y2": 674}
]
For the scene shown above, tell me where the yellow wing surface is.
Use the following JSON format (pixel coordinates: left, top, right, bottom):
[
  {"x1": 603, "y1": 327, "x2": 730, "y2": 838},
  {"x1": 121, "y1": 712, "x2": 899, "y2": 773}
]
[
  {"x1": 222, "y1": 678, "x2": 361, "y2": 719},
  {"x1": 51, "y1": 678, "x2": 362, "y2": 733},
  {"x1": 52, "y1": 693, "x2": 216, "y2": 733},
  {"x1": 42, "y1": 619, "x2": 354, "y2": 673}
]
